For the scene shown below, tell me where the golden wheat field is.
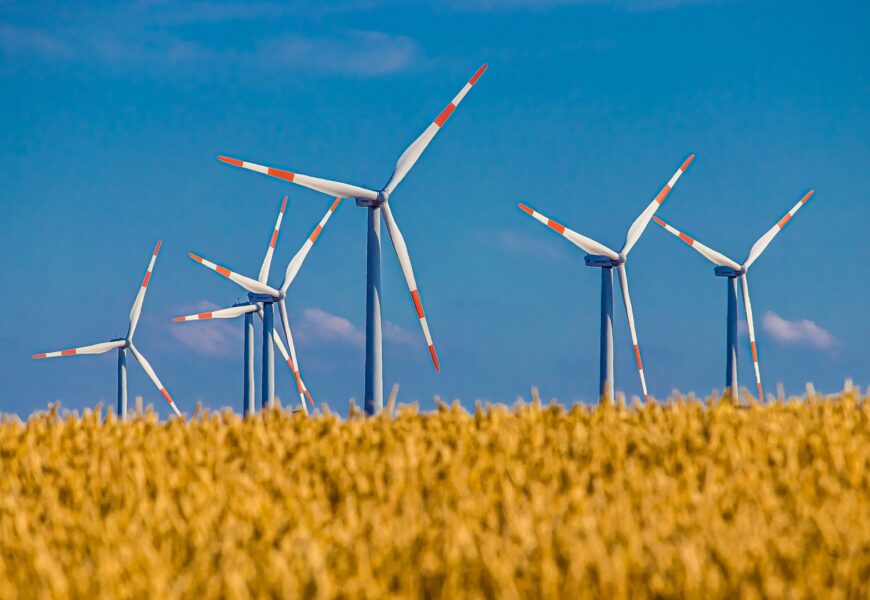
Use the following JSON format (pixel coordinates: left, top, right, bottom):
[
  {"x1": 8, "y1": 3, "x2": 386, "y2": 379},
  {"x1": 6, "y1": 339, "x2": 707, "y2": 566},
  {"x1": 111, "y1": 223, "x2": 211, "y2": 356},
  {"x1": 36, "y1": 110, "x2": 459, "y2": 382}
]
[{"x1": 0, "y1": 390, "x2": 868, "y2": 599}]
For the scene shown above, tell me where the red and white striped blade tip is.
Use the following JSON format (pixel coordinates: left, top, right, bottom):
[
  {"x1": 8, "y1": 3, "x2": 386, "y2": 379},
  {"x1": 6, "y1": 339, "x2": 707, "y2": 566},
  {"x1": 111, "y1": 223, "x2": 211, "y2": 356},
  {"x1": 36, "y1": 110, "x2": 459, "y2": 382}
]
[
  {"x1": 470, "y1": 64, "x2": 488, "y2": 85},
  {"x1": 429, "y1": 346, "x2": 440, "y2": 372}
]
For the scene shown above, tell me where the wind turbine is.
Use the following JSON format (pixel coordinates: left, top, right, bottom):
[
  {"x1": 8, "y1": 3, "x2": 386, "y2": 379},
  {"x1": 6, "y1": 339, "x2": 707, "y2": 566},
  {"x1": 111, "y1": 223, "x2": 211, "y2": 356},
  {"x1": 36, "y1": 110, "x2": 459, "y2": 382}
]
[
  {"x1": 216, "y1": 64, "x2": 488, "y2": 414},
  {"x1": 178, "y1": 196, "x2": 342, "y2": 412},
  {"x1": 32, "y1": 241, "x2": 182, "y2": 418},
  {"x1": 653, "y1": 189, "x2": 814, "y2": 403},
  {"x1": 173, "y1": 196, "x2": 309, "y2": 414},
  {"x1": 517, "y1": 155, "x2": 695, "y2": 403}
]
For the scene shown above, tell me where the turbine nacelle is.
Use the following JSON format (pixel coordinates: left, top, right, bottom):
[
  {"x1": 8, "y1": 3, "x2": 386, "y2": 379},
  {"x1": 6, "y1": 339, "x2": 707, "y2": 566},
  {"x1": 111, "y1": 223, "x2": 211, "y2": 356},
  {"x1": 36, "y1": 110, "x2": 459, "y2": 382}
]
[
  {"x1": 355, "y1": 190, "x2": 388, "y2": 208},
  {"x1": 584, "y1": 254, "x2": 622, "y2": 268},
  {"x1": 714, "y1": 266, "x2": 745, "y2": 278},
  {"x1": 248, "y1": 292, "x2": 279, "y2": 303}
]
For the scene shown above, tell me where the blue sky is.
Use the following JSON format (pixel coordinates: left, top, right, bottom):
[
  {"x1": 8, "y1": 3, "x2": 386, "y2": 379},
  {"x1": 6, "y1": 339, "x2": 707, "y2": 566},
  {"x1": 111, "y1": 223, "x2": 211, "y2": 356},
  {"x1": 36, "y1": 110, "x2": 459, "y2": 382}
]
[{"x1": 1, "y1": 0, "x2": 867, "y2": 416}]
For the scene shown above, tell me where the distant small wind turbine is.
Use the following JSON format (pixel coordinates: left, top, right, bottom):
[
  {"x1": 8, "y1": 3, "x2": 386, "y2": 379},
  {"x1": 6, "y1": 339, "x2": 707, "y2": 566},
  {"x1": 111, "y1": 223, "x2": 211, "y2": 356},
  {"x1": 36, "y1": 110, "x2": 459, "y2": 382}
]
[
  {"x1": 518, "y1": 156, "x2": 695, "y2": 403},
  {"x1": 653, "y1": 189, "x2": 814, "y2": 403},
  {"x1": 216, "y1": 64, "x2": 488, "y2": 414},
  {"x1": 33, "y1": 241, "x2": 181, "y2": 418},
  {"x1": 179, "y1": 196, "x2": 342, "y2": 412}
]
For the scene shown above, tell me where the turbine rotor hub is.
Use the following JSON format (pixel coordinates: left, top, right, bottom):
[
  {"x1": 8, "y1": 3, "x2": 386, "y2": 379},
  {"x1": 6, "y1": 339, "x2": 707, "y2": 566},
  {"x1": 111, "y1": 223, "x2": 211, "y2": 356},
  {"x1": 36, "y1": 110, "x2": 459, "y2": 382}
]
[
  {"x1": 584, "y1": 254, "x2": 621, "y2": 268},
  {"x1": 355, "y1": 191, "x2": 388, "y2": 208}
]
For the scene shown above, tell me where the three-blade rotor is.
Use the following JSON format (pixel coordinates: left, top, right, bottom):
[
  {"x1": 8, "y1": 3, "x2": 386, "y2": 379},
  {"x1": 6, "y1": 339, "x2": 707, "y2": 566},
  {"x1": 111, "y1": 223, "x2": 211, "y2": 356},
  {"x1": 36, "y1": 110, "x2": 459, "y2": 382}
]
[
  {"x1": 216, "y1": 64, "x2": 489, "y2": 372},
  {"x1": 33, "y1": 241, "x2": 182, "y2": 417},
  {"x1": 516, "y1": 155, "x2": 696, "y2": 402},
  {"x1": 180, "y1": 197, "x2": 343, "y2": 411},
  {"x1": 653, "y1": 189, "x2": 815, "y2": 400}
]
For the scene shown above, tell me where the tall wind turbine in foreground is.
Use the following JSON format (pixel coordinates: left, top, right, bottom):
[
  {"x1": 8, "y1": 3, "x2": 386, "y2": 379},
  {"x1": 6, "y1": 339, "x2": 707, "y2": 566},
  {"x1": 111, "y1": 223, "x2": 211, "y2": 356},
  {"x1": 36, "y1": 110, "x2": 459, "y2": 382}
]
[
  {"x1": 32, "y1": 241, "x2": 182, "y2": 418},
  {"x1": 216, "y1": 64, "x2": 488, "y2": 414},
  {"x1": 518, "y1": 155, "x2": 695, "y2": 403},
  {"x1": 179, "y1": 196, "x2": 342, "y2": 412},
  {"x1": 653, "y1": 189, "x2": 814, "y2": 403}
]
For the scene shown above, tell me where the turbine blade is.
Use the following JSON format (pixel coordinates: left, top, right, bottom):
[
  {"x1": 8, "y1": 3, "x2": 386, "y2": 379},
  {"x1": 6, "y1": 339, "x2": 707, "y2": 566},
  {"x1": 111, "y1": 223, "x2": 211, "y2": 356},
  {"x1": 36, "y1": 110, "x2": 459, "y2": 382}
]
[
  {"x1": 743, "y1": 189, "x2": 814, "y2": 269},
  {"x1": 258, "y1": 196, "x2": 288, "y2": 284},
  {"x1": 381, "y1": 203, "x2": 440, "y2": 371},
  {"x1": 739, "y1": 273, "x2": 763, "y2": 401},
  {"x1": 32, "y1": 339, "x2": 125, "y2": 359},
  {"x1": 270, "y1": 303, "x2": 310, "y2": 413},
  {"x1": 128, "y1": 344, "x2": 182, "y2": 417},
  {"x1": 384, "y1": 64, "x2": 488, "y2": 195},
  {"x1": 188, "y1": 253, "x2": 280, "y2": 297},
  {"x1": 128, "y1": 240, "x2": 162, "y2": 339},
  {"x1": 622, "y1": 154, "x2": 695, "y2": 255},
  {"x1": 281, "y1": 197, "x2": 342, "y2": 292},
  {"x1": 172, "y1": 304, "x2": 257, "y2": 322},
  {"x1": 517, "y1": 203, "x2": 619, "y2": 260},
  {"x1": 616, "y1": 264, "x2": 650, "y2": 404},
  {"x1": 217, "y1": 156, "x2": 378, "y2": 201},
  {"x1": 652, "y1": 216, "x2": 741, "y2": 270}
]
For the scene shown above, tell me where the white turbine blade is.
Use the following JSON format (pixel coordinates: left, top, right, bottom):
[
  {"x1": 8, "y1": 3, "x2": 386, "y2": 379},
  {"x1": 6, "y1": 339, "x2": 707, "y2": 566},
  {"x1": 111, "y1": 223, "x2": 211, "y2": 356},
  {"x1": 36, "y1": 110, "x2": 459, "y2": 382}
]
[
  {"x1": 128, "y1": 240, "x2": 162, "y2": 339},
  {"x1": 172, "y1": 304, "x2": 257, "y2": 322},
  {"x1": 281, "y1": 197, "x2": 342, "y2": 292},
  {"x1": 517, "y1": 203, "x2": 619, "y2": 260},
  {"x1": 622, "y1": 155, "x2": 695, "y2": 255},
  {"x1": 258, "y1": 196, "x2": 288, "y2": 284},
  {"x1": 256, "y1": 306, "x2": 311, "y2": 411},
  {"x1": 269, "y1": 304, "x2": 310, "y2": 413},
  {"x1": 652, "y1": 216, "x2": 741, "y2": 270},
  {"x1": 616, "y1": 264, "x2": 650, "y2": 404},
  {"x1": 743, "y1": 189, "x2": 814, "y2": 270},
  {"x1": 217, "y1": 156, "x2": 378, "y2": 201},
  {"x1": 384, "y1": 64, "x2": 488, "y2": 195},
  {"x1": 128, "y1": 344, "x2": 182, "y2": 417},
  {"x1": 739, "y1": 273, "x2": 763, "y2": 401},
  {"x1": 188, "y1": 252, "x2": 280, "y2": 297},
  {"x1": 381, "y1": 203, "x2": 440, "y2": 371},
  {"x1": 32, "y1": 339, "x2": 125, "y2": 359}
]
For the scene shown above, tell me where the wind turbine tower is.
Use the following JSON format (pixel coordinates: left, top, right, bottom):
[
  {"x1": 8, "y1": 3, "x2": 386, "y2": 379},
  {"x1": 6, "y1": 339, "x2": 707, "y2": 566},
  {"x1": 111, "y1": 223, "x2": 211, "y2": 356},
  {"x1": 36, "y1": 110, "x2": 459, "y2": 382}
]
[
  {"x1": 518, "y1": 155, "x2": 695, "y2": 402},
  {"x1": 653, "y1": 189, "x2": 815, "y2": 402},
  {"x1": 33, "y1": 241, "x2": 182, "y2": 419},
  {"x1": 216, "y1": 64, "x2": 489, "y2": 414}
]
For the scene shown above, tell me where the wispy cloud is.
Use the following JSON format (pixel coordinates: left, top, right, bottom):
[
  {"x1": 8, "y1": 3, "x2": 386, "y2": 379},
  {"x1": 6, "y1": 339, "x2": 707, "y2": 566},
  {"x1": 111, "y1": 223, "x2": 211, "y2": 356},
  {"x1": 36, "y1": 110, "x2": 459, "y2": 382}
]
[
  {"x1": 494, "y1": 229, "x2": 571, "y2": 261},
  {"x1": 430, "y1": 0, "x2": 731, "y2": 12},
  {"x1": 300, "y1": 308, "x2": 365, "y2": 347},
  {"x1": 167, "y1": 301, "x2": 240, "y2": 357},
  {"x1": 298, "y1": 307, "x2": 415, "y2": 348},
  {"x1": 0, "y1": 2, "x2": 420, "y2": 77},
  {"x1": 257, "y1": 31, "x2": 418, "y2": 77},
  {"x1": 383, "y1": 320, "x2": 418, "y2": 347},
  {"x1": 0, "y1": 24, "x2": 71, "y2": 57},
  {"x1": 762, "y1": 311, "x2": 836, "y2": 349}
]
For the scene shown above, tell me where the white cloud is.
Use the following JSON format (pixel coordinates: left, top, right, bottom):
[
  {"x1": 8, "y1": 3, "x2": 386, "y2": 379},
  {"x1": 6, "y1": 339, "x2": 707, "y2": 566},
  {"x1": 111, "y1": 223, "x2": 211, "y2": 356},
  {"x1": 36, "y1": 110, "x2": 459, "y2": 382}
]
[
  {"x1": 430, "y1": 0, "x2": 731, "y2": 11},
  {"x1": 762, "y1": 311, "x2": 836, "y2": 349},
  {"x1": 495, "y1": 229, "x2": 570, "y2": 261},
  {"x1": 300, "y1": 308, "x2": 365, "y2": 347},
  {"x1": 298, "y1": 307, "x2": 416, "y2": 348},
  {"x1": 255, "y1": 31, "x2": 418, "y2": 77},
  {"x1": 384, "y1": 320, "x2": 418, "y2": 347},
  {"x1": 0, "y1": 24, "x2": 71, "y2": 57},
  {"x1": 167, "y1": 301, "x2": 240, "y2": 357},
  {"x1": 0, "y1": 4, "x2": 420, "y2": 77}
]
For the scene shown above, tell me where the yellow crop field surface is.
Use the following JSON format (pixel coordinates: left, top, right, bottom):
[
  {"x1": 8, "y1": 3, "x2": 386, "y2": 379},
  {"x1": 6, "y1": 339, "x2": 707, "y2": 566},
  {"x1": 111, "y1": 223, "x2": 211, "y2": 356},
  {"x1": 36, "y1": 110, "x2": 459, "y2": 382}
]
[{"x1": 1, "y1": 393, "x2": 868, "y2": 599}]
